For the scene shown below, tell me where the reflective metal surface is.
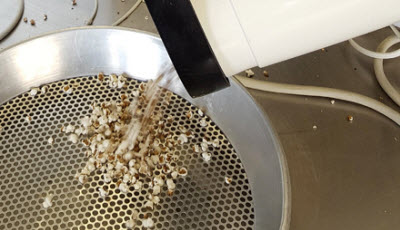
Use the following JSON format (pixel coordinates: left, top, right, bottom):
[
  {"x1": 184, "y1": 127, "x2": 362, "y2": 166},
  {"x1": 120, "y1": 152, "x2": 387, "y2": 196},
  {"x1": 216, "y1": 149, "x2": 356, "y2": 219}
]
[
  {"x1": 246, "y1": 28, "x2": 400, "y2": 230},
  {"x1": 0, "y1": 76, "x2": 255, "y2": 230},
  {"x1": 0, "y1": 0, "x2": 89, "y2": 49},
  {"x1": 3, "y1": 2, "x2": 399, "y2": 230},
  {"x1": 0, "y1": 0, "x2": 157, "y2": 50},
  {"x1": 0, "y1": 0, "x2": 24, "y2": 41},
  {"x1": 0, "y1": 27, "x2": 288, "y2": 230}
]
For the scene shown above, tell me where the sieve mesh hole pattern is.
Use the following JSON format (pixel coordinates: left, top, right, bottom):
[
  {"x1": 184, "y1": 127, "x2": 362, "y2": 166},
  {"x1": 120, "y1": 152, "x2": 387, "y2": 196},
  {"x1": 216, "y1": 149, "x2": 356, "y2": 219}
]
[{"x1": 0, "y1": 76, "x2": 255, "y2": 230}]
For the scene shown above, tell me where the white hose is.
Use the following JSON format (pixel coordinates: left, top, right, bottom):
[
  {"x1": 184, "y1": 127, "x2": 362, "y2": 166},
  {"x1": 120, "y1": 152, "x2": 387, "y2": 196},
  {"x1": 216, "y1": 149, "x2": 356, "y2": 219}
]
[
  {"x1": 389, "y1": 25, "x2": 400, "y2": 38},
  {"x1": 349, "y1": 36, "x2": 400, "y2": 59},
  {"x1": 0, "y1": 0, "x2": 24, "y2": 41},
  {"x1": 112, "y1": 0, "x2": 143, "y2": 26},
  {"x1": 235, "y1": 76, "x2": 400, "y2": 126},
  {"x1": 373, "y1": 35, "x2": 400, "y2": 107},
  {"x1": 86, "y1": 0, "x2": 98, "y2": 25}
]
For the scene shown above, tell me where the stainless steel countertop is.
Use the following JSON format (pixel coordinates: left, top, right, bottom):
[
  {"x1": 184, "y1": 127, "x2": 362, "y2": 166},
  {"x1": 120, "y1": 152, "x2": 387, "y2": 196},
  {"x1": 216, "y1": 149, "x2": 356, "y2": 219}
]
[
  {"x1": 1, "y1": 1, "x2": 400, "y2": 229},
  {"x1": 249, "y1": 30, "x2": 400, "y2": 229}
]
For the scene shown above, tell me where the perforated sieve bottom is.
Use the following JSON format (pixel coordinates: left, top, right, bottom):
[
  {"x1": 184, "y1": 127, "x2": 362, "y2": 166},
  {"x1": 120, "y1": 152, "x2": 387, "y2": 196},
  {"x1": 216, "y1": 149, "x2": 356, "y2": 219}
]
[{"x1": 0, "y1": 76, "x2": 255, "y2": 230}]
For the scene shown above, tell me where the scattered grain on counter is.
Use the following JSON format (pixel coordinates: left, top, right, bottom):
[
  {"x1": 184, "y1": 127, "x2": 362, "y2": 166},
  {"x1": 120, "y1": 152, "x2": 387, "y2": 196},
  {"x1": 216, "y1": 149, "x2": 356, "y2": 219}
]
[
  {"x1": 245, "y1": 69, "x2": 255, "y2": 78},
  {"x1": 263, "y1": 70, "x2": 269, "y2": 78},
  {"x1": 23, "y1": 17, "x2": 28, "y2": 23},
  {"x1": 347, "y1": 115, "x2": 354, "y2": 122},
  {"x1": 43, "y1": 14, "x2": 47, "y2": 21},
  {"x1": 30, "y1": 19, "x2": 35, "y2": 26}
]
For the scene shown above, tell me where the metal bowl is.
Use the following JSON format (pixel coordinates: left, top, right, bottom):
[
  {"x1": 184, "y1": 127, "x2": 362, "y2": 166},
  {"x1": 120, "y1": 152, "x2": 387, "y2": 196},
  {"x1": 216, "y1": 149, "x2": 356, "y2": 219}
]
[{"x1": 0, "y1": 27, "x2": 290, "y2": 229}]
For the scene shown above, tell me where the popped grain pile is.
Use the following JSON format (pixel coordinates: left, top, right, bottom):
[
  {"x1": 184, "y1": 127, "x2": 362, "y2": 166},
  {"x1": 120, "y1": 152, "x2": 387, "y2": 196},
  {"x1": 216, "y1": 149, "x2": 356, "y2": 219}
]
[{"x1": 58, "y1": 73, "x2": 219, "y2": 228}]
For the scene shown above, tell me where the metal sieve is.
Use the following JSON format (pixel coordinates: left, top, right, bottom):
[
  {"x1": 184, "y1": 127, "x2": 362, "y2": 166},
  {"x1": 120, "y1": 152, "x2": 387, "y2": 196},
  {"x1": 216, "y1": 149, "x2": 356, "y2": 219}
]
[{"x1": 0, "y1": 27, "x2": 289, "y2": 230}]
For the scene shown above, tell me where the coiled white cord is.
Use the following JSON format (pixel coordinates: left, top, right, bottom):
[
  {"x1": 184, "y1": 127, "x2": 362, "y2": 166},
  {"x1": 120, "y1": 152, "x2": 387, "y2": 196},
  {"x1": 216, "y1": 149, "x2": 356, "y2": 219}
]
[
  {"x1": 350, "y1": 25, "x2": 400, "y2": 108},
  {"x1": 390, "y1": 25, "x2": 400, "y2": 38},
  {"x1": 349, "y1": 25, "x2": 400, "y2": 59},
  {"x1": 349, "y1": 39, "x2": 400, "y2": 59},
  {"x1": 374, "y1": 35, "x2": 400, "y2": 107},
  {"x1": 235, "y1": 76, "x2": 400, "y2": 126},
  {"x1": 236, "y1": 25, "x2": 400, "y2": 127}
]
